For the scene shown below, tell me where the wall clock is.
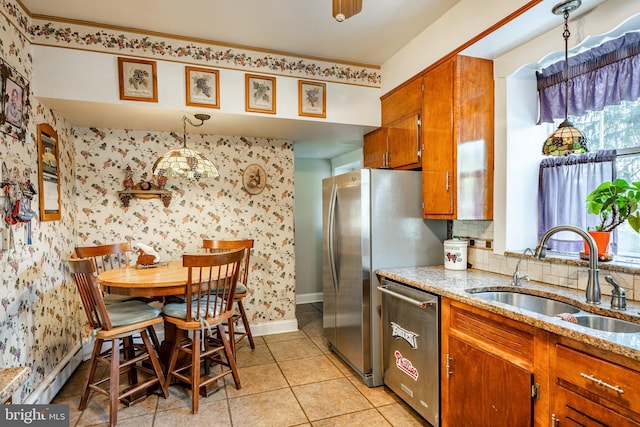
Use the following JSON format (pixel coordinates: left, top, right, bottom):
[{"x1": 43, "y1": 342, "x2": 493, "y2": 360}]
[{"x1": 243, "y1": 164, "x2": 266, "y2": 195}]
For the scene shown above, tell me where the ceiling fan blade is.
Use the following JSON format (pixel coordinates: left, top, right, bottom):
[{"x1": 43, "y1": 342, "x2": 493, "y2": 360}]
[{"x1": 332, "y1": 0, "x2": 362, "y2": 20}]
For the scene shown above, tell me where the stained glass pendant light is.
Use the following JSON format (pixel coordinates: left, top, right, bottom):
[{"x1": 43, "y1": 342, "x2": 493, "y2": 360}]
[
  {"x1": 152, "y1": 113, "x2": 219, "y2": 181},
  {"x1": 542, "y1": 0, "x2": 588, "y2": 156}
]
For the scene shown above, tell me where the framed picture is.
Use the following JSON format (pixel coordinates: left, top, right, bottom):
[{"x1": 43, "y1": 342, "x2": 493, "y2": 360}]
[
  {"x1": 242, "y1": 164, "x2": 267, "y2": 195},
  {"x1": 0, "y1": 62, "x2": 28, "y2": 140},
  {"x1": 118, "y1": 57, "x2": 158, "y2": 102},
  {"x1": 37, "y1": 123, "x2": 61, "y2": 221},
  {"x1": 298, "y1": 80, "x2": 326, "y2": 118},
  {"x1": 245, "y1": 74, "x2": 276, "y2": 114},
  {"x1": 186, "y1": 66, "x2": 220, "y2": 109}
]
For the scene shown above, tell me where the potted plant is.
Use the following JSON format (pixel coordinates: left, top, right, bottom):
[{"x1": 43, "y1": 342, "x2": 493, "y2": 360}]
[{"x1": 585, "y1": 178, "x2": 640, "y2": 257}]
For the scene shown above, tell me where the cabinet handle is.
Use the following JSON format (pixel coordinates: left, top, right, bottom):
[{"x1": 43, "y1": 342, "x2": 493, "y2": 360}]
[
  {"x1": 445, "y1": 354, "x2": 453, "y2": 378},
  {"x1": 551, "y1": 414, "x2": 558, "y2": 427},
  {"x1": 445, "y1": 171, "x2": 450, "y2": 191},
  {"x1": 579, "y1": 373, "x2": 625, "y2": 394}
]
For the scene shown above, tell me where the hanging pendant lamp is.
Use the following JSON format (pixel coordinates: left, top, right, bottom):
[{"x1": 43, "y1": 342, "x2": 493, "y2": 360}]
[
  {"x1": 542, "y1": 0, "x2": 588, "y2": 156},
  {"x1": 152, "y1": 113, "x2": 219, "y2": 181}
]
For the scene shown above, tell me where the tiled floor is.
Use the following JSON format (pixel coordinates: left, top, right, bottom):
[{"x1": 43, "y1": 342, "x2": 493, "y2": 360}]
[{"x1": 52, "y1": 303, "x2": 427, "y2": 426}]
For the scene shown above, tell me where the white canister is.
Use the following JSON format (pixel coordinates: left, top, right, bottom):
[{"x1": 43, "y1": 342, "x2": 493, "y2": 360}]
[{"x1": 443, "y1": 239, "x2": 468, "y2": 270}]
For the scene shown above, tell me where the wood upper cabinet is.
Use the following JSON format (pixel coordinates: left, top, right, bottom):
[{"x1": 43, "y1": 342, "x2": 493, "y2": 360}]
[
  {"x1": 422, "y1": 55, "x2": 494, "y2": 220},
  {"x1": 441, "y1": 298, "x2": 543, "y2": 427},
  {"x1": 551, "y1": 339, "x2": 640, "y2": 426},
  {"x1": 363, "y1": 77, "x2": 422, "y2": 170}
]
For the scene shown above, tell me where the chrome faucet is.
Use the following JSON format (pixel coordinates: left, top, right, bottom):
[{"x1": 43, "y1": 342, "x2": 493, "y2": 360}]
[
  {"x1": 534, "y1": 225, "x2": 600, "y2": 305},
  {"x1": 512, "y1": 248, "x2": 534, "y2": 286},
  {"x1": 604, "y1": 275, "x2": 626, "y2": 310}
]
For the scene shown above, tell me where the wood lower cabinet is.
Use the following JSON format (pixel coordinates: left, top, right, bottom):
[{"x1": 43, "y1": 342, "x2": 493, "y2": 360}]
[
  {"x1": 422, "y1": 55, "x2": 494, "y2": 220},
  {"x1": 441, "y1": 298, "x2": 542, "y2": 427},
  {"x1": 551, "y1": 339, "x2": 640, "y2": 426}
]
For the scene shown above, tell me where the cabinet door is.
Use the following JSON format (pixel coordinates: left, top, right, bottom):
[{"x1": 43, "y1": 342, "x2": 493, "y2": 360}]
[
  {"x1": 554, "y1": 385, "x2": 639, "y2": 427},
  {"x1": 447, "y1": 335, "x2": 533, "y2": 427},
  {"x1": 363, "y1": 127, "x2": 388, "y2": 168},
  {"x1": 387, "y1": 113, "x2": 420, "y2": 169},
  {"x1": 381, "y1": 77, "x2": 423, "y2": 126},
  {"x1": 422, "y1": 59, "x2": 454, "y2": 218}
]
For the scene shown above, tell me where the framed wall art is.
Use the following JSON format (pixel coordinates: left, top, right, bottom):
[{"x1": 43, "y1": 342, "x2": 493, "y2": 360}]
[
  {"x1": 242, "y1": 164, "x2": 266, "y2": 195},
  {"x1": 37, "y1": 123, "x2": 61, "y2": 221},
  {"x1": 245, "y1": 74, "x2": 276, "y2": 114},
  {"x1": 118, "y1": 57, "x2": 158, "y2": 102},
  {"x1": 298, "y1": 80, "x2": 326, "y2": 118},
  {"x1": 186, "y1": 66, "x2": 220, "y2": 109},
  {"x1": 0, "y1": 61, "x2": 28, "y2": 140}
]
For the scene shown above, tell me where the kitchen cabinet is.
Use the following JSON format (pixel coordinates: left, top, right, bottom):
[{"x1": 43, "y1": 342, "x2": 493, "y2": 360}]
[
  {"x1": 550, "y1": 338, "x2": 640, "y2": 426},
  {"x1": 421, "y1": 55, "x2": 494, "y2": 220},
  {"x1": 363, "y1": 77, "x2": 422, "y2": 170},
  {"x1": 441, "y1": 298, "x2": 545, "y2": 427}
]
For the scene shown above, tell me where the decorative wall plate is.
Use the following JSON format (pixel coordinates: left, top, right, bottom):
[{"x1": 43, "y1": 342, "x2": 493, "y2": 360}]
[{"x1": 243, "y1": 164, "x2": 266, "y2": 195}]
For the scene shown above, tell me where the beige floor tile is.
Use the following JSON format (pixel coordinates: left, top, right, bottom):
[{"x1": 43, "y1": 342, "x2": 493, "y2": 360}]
[
  {"x1": 279, "y1": 355, "x2": 344, "y2": 386},
  {"x1": 300, "y1": 318, "x2": 323, "y2": 337},
  {"x1": 156, "y1": 381, "x2": 227, "y2": 412},
  {"x1": 154, "y1": 398, "x2": 232, "y2": 426},
  {"x1": 267, "y1": 337, "x2": 324, "y2": 362},
  {"x1": 225, "y1": 362, "x2": 289, "y2": 398},
  {"x1": 234, "y1": 342, "x2": 274, "y2": 368},
  {"x1": 377, "y1": 402, "x2": 426, "y2": 427},
  {"x1": 262, "y1": 330, "x2": 309, "y2": 343},
  {"x1": 49, "y1": 393, "x2": 84, "y2": 426},
  {"x1": 311, "y1": 408, "x2": 393, "y2": 427},
  {"x1": 77, "y1": 392, "x2": 159, "y2": 426},
  {"x1": 310, "y1": 335, "x2": 332, "y2": 355},
  {"x1": 292, "y1": 378, "x2": 372, "y2": 421},
  {"x1": 347, "y1": 378, "x2": 400, "y2": 407},
  {"x1": 228, "y1": 388, "x2": 308, "y2": 427},
  {"x1": 326, "y1": 353, "x2": 358, "y2": 376}
]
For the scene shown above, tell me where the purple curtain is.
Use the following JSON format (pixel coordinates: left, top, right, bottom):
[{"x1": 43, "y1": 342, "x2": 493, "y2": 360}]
[
  {"x1": 538, "y1": 150, "x2": 616, "y2": 252},
  {"x1": 537, "y1": 31, "x2": 640, "y2": 124}
]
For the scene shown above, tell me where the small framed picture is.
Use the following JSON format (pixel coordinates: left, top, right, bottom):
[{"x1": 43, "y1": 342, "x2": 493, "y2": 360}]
[
  {"x1": 37, "y1": 123, "x2": 61, "y2": 221},
  {"x1": 245, "y1": 74, "x2": 276, "y2": 114},
  {"x1": 118, "y1": 57, "x2": 158, "y2": 102},
  {"x1": 0, "y1": 62, "x2": 28, "y2": 139},
  {"x1": 299, "y1": 80, "x2": 326, "y2": 118},
  {"x1": 186, "y1": 66, "x2": 220, "y2": 109}
]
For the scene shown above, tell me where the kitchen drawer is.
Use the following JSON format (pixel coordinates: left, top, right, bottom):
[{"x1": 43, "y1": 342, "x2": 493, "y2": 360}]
[{"x1": 556, "y1": 344, "x2": 639, "y2": 414}]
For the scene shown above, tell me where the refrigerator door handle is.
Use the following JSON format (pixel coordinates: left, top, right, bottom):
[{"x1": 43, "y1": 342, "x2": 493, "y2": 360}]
[
  {"x1": 327, "y1": 183, "x2": 339, "y2": 292},
  {"x1": 377, "y1": 285, "x2": 436, "y2": 309}
]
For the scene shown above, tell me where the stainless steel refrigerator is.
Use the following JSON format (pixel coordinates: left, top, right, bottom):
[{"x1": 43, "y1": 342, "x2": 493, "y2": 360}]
[{"x1": 322, "y1": 169, "x2": 446, "y2": 387}]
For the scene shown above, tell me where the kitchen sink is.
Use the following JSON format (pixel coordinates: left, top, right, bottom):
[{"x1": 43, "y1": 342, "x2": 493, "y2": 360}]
[
  {"x1": 574, "y1": 315, "x2": 640, "y2": 334},
  {"x1": 469, "y1": 291, "x2": 580, "y2": 316}
]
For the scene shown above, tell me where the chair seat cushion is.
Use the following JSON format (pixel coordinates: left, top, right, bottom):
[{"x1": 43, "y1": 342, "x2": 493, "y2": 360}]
[
  {"x1": 106, "y1": 300, "x2": 161, "y2": 327},
  {"x1": 163, "y1": 300, "x2": 224, "y2": 320}
]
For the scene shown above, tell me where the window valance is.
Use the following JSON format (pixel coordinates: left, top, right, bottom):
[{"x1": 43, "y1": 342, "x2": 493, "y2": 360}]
[{"x1": 537, "y1": 31, "x2": 640, "y2": 124}]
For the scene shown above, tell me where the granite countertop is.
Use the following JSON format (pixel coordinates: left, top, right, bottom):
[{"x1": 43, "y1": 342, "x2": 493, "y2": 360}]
[
  {"x1": 0, "y1": 366, "x2": 31, "y2": 403},
  {"x1": 376, "y1": 266, "x2": 640, "y2": 362}
]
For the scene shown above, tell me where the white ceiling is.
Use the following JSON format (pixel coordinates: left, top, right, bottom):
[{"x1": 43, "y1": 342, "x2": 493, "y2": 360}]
[{"x1": 19, "y1": 0, "x2": 608, "y2": 158}]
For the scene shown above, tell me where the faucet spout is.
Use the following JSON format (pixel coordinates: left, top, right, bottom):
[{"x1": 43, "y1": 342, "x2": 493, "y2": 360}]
[{"x1": 535, "y1": 225, "x2": 601, "y2": 305}]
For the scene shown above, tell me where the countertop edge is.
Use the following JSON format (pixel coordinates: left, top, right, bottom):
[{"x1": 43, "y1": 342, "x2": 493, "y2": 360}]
[{"x1": 376, "y1": 266, "x2": 640, "y2": 363}]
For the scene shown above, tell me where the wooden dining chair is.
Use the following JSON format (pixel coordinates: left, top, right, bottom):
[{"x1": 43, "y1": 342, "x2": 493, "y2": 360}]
[
  {"x1": 75, "y1": 242, "x2": 136, "y2": 304},
  {"x1": 202, "y1": 238, "x2": 255, "y2": 356},
  {"x1": 162, "y1": 250, "x2": 244, "y2": 414},
  {"x1": 67, "y1": 258, "x2": 169, "y2": 427}
]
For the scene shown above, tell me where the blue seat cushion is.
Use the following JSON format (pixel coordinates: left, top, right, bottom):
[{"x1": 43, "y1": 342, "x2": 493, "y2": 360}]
[
  {"x1": 106, "y1": 300, "x2": 161, "y2": 327},
  {"x1": 163, "y1": 300, "x2": 224, "y2": 320}
]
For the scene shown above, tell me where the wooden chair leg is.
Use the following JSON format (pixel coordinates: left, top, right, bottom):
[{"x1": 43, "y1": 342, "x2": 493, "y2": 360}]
[
  {"x1": 237, "y1": 300, "x2": 255, "y2": 349},
  {"x1": 122, "y1": 336, "x2": 138, "y2": 385},
  {"x1": 191, "y1": 331, "x2": 201, "y2": 414},
  {"x1": 80, "y1": 338, "x2": 102, "y2": 410},
  {"x1": 228, "y1": 319, "x2": 236, "y2": 359},
  {"x1": 140, "y1": 329, "x2": 169, "y2": 398},
  {"x1": 218, "y1": 324, "x2": 241, "y2": 389},
  {"x1": 109, "y1": 337, "x2": 121, "y2": 427}
]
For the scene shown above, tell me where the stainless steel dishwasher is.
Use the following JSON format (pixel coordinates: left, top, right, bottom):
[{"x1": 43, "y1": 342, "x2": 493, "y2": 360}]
[{"x1": 378, "y1": 278, "x2": 440, "y2": 427}]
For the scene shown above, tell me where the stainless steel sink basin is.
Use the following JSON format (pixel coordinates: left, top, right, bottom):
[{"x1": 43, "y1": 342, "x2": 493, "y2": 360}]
[
  {"x1": 574, "y1": 315, "x2": 640, "y2": 334},
  {"x1": 470, "y1": 291, "x2": 581, "y2": 316}
]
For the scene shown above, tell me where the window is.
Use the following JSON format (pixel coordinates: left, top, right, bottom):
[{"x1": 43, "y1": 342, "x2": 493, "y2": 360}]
[{"x1": 562, "y1": 97, "x2": 640, "y2": 257}]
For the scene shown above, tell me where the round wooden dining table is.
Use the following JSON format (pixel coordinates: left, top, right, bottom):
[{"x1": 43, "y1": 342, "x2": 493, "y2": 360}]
[{"x1": 97, "y1": 260, "x2": 190, "y2": 298}]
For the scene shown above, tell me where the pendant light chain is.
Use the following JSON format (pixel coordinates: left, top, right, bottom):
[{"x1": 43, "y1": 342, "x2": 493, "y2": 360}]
[{"x1": 563, "y1": 10, "x2": 570, "y2": 120}]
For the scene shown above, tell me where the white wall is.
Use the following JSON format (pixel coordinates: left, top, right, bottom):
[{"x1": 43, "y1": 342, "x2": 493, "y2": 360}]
[{"x1": 293, "y1": 158, "x2": 332, "y2": 303}]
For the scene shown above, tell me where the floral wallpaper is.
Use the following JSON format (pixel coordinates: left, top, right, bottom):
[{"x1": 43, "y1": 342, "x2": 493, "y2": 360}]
[
  {"x1": 0, "y1": 2, "x2": 82, "y2": 401},
  {"x1": 74, "y1": 128, "x2": 297, "y2": 325}
]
